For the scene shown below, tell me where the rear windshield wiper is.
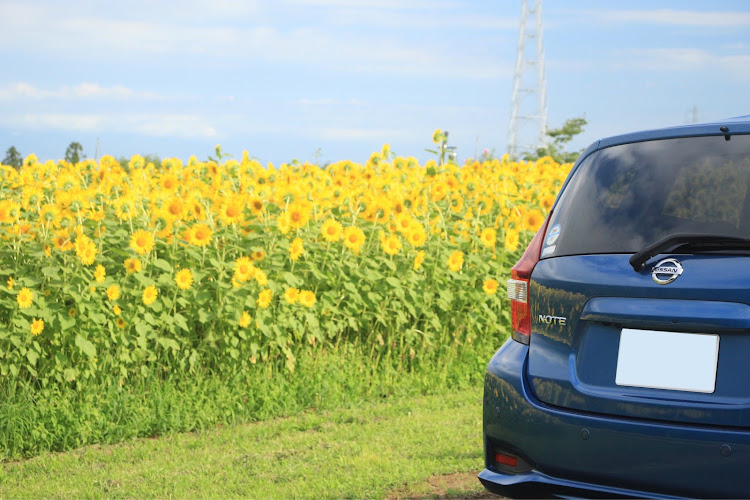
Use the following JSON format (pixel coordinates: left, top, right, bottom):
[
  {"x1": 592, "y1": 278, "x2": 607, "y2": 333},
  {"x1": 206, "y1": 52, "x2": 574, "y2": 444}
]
[{"x1": 630, "y1": 233, "x2": 750, "y2": 272}]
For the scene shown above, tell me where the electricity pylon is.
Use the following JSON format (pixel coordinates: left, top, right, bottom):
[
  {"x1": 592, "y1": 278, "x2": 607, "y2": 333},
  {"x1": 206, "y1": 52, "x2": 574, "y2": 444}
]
[{"x1": 507, "y1": 0, "x2": 548, "y2": 159}]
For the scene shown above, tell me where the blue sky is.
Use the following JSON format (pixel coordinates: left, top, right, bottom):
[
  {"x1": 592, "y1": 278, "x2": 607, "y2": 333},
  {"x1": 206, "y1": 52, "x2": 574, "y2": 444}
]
[{"x1": 1, "y1": 0, "x2": 750, "y2": 165}]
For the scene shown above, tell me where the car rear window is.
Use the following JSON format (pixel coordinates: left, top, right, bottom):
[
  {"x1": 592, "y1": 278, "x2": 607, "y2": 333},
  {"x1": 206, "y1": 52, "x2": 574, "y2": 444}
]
[{"x1": 542, "y1": 134, "x2": 750, "y2": 258}]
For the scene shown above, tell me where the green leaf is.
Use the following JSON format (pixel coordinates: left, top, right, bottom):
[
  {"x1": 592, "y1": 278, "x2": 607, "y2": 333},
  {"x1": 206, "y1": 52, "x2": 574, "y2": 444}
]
[
  {"x1": 41, "y1": 266, "x2": 59, "y2": 277},
  {"x1": 364, "y1": 269, "x2": 384, "y2": 281},
  {"x1": 158, "y1": 273, "x2": 173, "y2": 286},
  {"x1": 26, "y1": 350, "x2": 39, "y2": 366},
  {"x1": 173, "y1": 313, "x2": 189, "y2": 332},
  {"x1": 135, "y1": 323, "x2": 151, "y2": 336},
  {"x1": 283, "y1": 272, "x2": 303, "y2": 287},
  {"x1": 75, "y1": 334, "x2": 97, "y2": 359},
  {"x1": 198, "y1": 309, "x2": 210, "y2": 324},
  {"x1": 157, "y1": 337, "x2": 180, "y2": 352},
  {"x1": 59, "y1": 316, "x2": 76, "y2": 331},
  {"x1": 153, "y1": 259, "x2": 173, "y2": 272},
  {"x1": 89, "y1": 312, "x2": 106, "y2": 325},
  {"x1": 385, "y1": 277, "x2": 401, "y2": 288},
  {"x1": 133, "y1": 273, "x2": 156, "y2": 287}
]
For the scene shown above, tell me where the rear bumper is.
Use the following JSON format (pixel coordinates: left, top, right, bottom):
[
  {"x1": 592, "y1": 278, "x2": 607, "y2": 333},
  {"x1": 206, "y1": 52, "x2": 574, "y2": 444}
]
[{"x1": 482, "y1": 339, "x2": 750, "y2": 499}]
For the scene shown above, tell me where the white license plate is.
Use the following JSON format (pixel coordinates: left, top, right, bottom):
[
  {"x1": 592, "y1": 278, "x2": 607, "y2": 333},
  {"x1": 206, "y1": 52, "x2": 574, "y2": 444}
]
[{"x1": 615, "y1": 328, "x2": 719, "y2": 393}]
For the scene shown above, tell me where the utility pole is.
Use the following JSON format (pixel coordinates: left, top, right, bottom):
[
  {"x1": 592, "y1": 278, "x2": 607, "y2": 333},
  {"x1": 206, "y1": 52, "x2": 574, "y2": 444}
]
[{"x1": 507, "y1": 0, "x2": 548, "y2": 159}]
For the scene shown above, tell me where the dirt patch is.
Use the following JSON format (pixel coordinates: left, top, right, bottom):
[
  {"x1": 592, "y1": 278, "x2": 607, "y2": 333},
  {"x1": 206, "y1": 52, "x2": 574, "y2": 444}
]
[{"x1": 387, "y1": 471, "x2": 500, "y2": 499}]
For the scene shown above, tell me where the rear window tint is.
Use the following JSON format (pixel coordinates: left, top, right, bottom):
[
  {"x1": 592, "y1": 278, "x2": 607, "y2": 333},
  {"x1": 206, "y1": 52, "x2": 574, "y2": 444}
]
[{"x1": 542, "y1": 135, "x2": 750, "y2": 258}]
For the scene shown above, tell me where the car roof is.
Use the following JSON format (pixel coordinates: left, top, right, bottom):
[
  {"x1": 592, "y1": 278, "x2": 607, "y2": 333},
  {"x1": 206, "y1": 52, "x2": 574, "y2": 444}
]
[{"x1": 595, "y1": 115, "x2": 750, "y2": 150}]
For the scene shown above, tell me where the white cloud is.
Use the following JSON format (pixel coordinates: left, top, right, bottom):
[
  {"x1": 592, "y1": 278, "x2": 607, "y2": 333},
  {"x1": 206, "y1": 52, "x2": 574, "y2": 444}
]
[
  {"x1": 0, "y1": 2, "x2": 504, "y2": 79},
  {"x1": 610, "y1": 48, "x2": 750, "y2": 80},
  {"x1": 0, "y1": 82, "x2": 160, "y2": 101},
  {"x1": 297, "y1": 97, "x2": 336, "y2": 105},
  {"x1": 312, "y1": 127, "x2": 411, "y2": 141},
  {"x1": 594, "y1": 9, "x2": 750, "y2": 28},
  {"x1": 3, "y1": 113, "x2": 217, "y2": 138}
]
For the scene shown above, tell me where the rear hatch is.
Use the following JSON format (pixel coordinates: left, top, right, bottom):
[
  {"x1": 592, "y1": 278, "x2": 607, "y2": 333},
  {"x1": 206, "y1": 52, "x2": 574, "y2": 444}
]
[{"x1": 527, "y1": 133, "x2": 750, "y2": 427}]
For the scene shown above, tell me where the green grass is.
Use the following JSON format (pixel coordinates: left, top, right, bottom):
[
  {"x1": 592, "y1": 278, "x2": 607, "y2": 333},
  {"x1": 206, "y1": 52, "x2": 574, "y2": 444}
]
[
  {"x1": 0, "y1": 340, "x2": 493, "y2": 461},
  {"x1": 0, "y1": 387, "x2": 486, "y2": 499}
]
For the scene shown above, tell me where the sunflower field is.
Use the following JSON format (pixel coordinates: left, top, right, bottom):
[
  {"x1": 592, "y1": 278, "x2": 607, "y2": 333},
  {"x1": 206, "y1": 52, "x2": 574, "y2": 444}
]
[{"x1": 0, "y1": 140, "x2": 571, "y2": 390}]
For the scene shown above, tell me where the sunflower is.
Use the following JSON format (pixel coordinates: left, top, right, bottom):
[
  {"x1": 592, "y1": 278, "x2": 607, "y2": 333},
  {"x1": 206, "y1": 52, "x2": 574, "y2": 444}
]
[
  {"x1": 116, "y1": 317, "x2": 127, "y2": 329},
  {"x1": 289, "y1": 237, "x2": 305, "y2": 261},
  {"x1": 75, "y1": 235, "x2": 97, "y2": 265},
  {"x1": 17, "y1": 287, "x2": 33, "y2": 309},
  {"x1": 239, "y1": 311, "x2": 251, "y2": 328},
  {"x1": 540, "y1": 194, "x2": 555, "y2": 212},
  {"x1": 480, "y1": 227, "x2": 497, "y2": 248},
  {"x1": 142, "y1": 285, "x2": 158, "y2": 306},
  {"x1": 449, "y1": 193, "x2": 464, "y2": 214},
  {"x1": 504, "y1": 228, "x2": 520, "y2": 252},
  {"x1": 406, "y1": 225, "x2": 427, "y2": 248},
  {"x1": 343, "y1": 226, "x2": 366, "y2": 254},
  {"x1": 413, "y1": 250, "x2": 426, "y2": 271},
  {"x1": 447, "y1": 250, "x2": 464, "y2": 273},
  {"x1": 248, "y1": 196, "x2": 264, "y2": 215},
  {"x1": 6, "y1": 276, "x2": 14, "y2": 290},
  {"x1": 174, "y1": 269, "x2": 194, "y2": 290},
  {"x1": 257, "y1": 289, "x2": 273, "y2": 309},
  {"x1": 94, "y1": 265, "x2": 106, "y2": 283},
  {"x1": 158, "y1": 173, "x2": 179, "y2": 191},
  {"x1": 432, "y1": 129, "x2": 444, "y2": 143},
  {"x1": 298, "y1": 290, "x2": 316, "y2": 308},
  {"x1": 277, "y1": 212, "x2": 291, "y2": 235},
  {"x1": 106, "y1": 284, "x2": 121, "y2": 301},
  {"x1": 254, "y1": 268, "x2": 268, "y2": 286},
  {"x1": 233, "y1": 257, "x2": 256, "y2": 283},
  {"x1": 381, "y1": 234, "x2": 402, "y2": 256},
  {"x1": 523, "y1": 209, "x2": 544, "y2": 231},
  {"x1": 483, "y1": 278, "x2": 499, "y2": 295},
  {"x1": 284, "y1": 287, "x2": 300, "y2": 304},
  {"x1": 165, "y1": 197, "x2": 185, "y2": 220},
  {"x1": 285, "y1": 202, "x2": 310, "y2": 230},
  {"x1": 321, "y1": 218, "x2": 343, "y2": 242},
  {"x1": 113, "y1": 305, "x2": 122, "y2": 316},
  {"x1": 251, "y1": 250, "x2": 265, "y2": 262},
  {"x1": 124, "y1": 257, "x2": 142, "y2": 274},
  {"x1": 395, "y1": 214, "x2": 414, "y2": 234},
  {"x1": 52, "y1": 229, "x2": 73, "y2": 252},
  {"x1": 78, "y1": 241, "x2": 98, "y2": 266},
  {"x1": 39, "y1": 203, "x2": 60, "y2": 226},
  {"x1": 218, "y1": 197, "x2": 245, "y2": 225},
  {"x1": 189, "y1": 223, "x2": 213, "y2": 247},
  {"x1": 130, "y1": 229, "x2": 155, "y2": 256},
  {"x1": 30, "y1": 318, "x2": 44, "y2": 336}
]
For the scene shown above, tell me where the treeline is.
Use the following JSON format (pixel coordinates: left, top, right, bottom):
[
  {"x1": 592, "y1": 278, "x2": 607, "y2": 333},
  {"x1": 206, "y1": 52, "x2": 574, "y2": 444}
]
[{"x1": 2, "y1": 142, "x2": 85, "y2": 168}]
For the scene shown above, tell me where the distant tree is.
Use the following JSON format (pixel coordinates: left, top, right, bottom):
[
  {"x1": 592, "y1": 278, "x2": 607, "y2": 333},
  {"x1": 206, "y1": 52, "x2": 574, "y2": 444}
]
[
  {"x1": 2, "y1": 146, "x2": 22, "y2": 168},
  {"x1": 65, "y1": 142, "x2": 84, "y2": 164},
  {"x1": 524, "y1": 116, "x2": 588, "y2": 164},
  {"x1": 116, "y1": 154, "x2": 162, "y2": 170}
]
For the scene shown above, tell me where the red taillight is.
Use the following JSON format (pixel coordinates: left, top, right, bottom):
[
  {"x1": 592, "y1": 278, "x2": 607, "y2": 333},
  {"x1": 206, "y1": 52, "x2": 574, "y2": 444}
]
[
  {"x1": 507, "y1": 214, "x2": 551, "y2": 344},
  {"x1": 495, "y1": 452, "x2": 518, "y2": 468}
]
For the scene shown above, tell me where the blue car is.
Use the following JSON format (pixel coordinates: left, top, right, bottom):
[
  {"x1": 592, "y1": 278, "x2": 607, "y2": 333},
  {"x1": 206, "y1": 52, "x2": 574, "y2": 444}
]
[{"x1": 480, "y1": 117, "x2": 750, "y2": 498}]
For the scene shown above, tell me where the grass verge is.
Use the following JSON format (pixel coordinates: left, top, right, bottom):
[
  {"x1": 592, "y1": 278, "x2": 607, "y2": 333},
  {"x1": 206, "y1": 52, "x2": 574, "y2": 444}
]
[
  {"x1": 0, "y1": 387, "x2": 486, "y2": 499},
  {"x1": 0, "y1": 340, "x2": 494, "y2": 461}
]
